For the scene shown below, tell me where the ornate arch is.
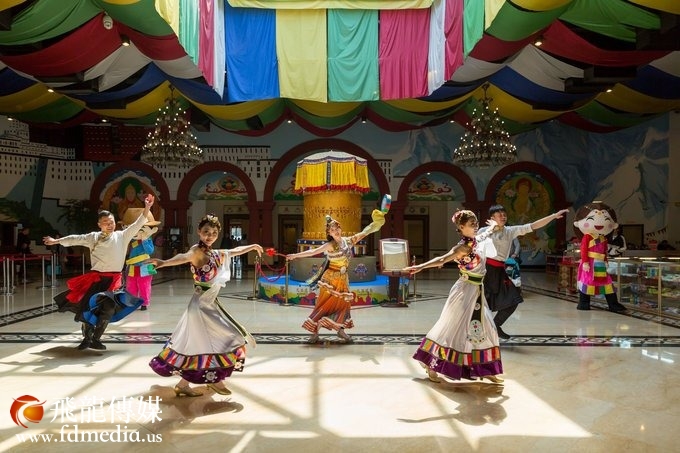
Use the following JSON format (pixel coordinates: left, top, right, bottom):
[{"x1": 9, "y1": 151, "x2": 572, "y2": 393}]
[
  {"x1": 175, "y1": 161, "x2": 259, "y2": 242},
  {"x1": 393, "y1": 162, "x2": 477, "y2": 238}
]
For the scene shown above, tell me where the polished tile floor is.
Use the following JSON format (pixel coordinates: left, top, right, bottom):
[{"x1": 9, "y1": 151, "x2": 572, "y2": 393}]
[{"x1": 1, "y1": 267, "x2": 679, "y2": 453}]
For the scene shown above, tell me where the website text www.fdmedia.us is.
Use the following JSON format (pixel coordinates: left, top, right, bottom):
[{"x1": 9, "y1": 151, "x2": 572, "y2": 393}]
[{"x1": 15, "y1": 425, "x2": 162, "y2": 444}]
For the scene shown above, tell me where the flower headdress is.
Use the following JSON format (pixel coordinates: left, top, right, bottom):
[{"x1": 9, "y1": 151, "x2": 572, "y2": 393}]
[
  {"x1": 199, "y1": 213, "x2": 222, "y2": 232},
  {"x1": 325, "y1": 214, "x2": 340, "y2": 230}
]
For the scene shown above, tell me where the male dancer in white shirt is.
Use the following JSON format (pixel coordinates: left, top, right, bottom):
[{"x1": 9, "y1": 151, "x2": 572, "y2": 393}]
[
  {"x1": 43, "y1": 195, "x2": 155, "y2": 350},
  {"x1": 479, "y1": 204, "x2": 568, "y2": 339}
]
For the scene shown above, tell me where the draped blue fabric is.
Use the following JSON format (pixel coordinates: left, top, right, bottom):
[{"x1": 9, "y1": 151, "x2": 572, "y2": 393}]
[
  {"x1": 327, "y1": 9, "x2": 379, "y2": 101},
  {"x1": 489, "y1": 67, "x2": 594, "y2": 105},
  {"x1": 224, "y1": 2, "x2": 279, "y2": 102},
  {"x1": 170, "y1": 76, "x2": 228, "y2": 104},
  {"x1": 624, "y1": 65, "x2": 680, "y2": 99},
  {"x1": 0, "y1": 68, "x2": 36, "y2": 95},
  {"x1": 419, "y1": 83, "x2": 477, "y2": 101}
]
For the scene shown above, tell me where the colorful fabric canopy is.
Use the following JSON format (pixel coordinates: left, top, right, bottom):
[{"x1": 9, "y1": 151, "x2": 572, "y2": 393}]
[{"x1": 0, "y1": 0, "x2": 677, "y2": 134}]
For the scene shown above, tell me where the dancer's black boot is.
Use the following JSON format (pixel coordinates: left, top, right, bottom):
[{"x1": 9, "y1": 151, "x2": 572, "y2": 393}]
[
  {"x1": 90, "y1": 320, "x2": 109, "y2": 350},
  {"x1": 78, "y1": 322, "x2": 94, "y2": 350}
]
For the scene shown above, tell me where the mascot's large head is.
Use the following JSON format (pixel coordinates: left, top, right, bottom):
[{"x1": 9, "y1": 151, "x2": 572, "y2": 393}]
[
  {"x1": 573, "y1": 201, "x2": 618, "y2": 240},
  {"x1": 120, "y1": 208, "x2": 161, "y2": 240}
]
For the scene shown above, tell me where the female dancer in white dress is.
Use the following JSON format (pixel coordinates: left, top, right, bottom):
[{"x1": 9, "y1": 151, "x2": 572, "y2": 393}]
[
  {"x1": 146, "y1": 214, "x2": 263, "y2": 397},
  {"x1": 403, "y1": 210, "x2": 504, "y2": 383}
]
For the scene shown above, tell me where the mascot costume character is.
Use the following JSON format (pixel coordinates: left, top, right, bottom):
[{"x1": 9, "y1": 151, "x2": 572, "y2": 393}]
[
  {"x1": 573, "y1": 201, "x2": 627, "y2": 313},
  {"x1": 121, "y1": 208, "x2": 161, "y2": 310}
]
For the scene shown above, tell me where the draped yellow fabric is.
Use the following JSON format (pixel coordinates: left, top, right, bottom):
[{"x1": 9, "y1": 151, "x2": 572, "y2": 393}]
[
  {"x1": 102, "y1": 0, "x2": 144, "y2": 5},
  {"x1": 276, "y1": 9, "x2": 327, "y2": 102},
  {"x1": 293, "y1": 99, "x2": 363, "y2": 117},
  {"x1": 512, "y1": 0, "x2": 573, "y2": 11},
  {"x1": 227, "y1": 0, "x2": 433, "y2": 10},
  {"x1": 295, "y1": 161, "x2": 328, "y2": 191},
  {"x1": 91, "y1": 83, "x2": 173, "y2": 118},
  {"x1": 0, "y1": 0, "x2": 27, "y2": 12},
  {"x1": 597, "y1": 86, "x2": 680, "y2": 114},
  {"x1": 355, "y1": 163, "x2": 370, "y2": 189},
  {"x1": 629, "y1": 0, "x2": 680, "y2": 15},
  {"x1": 484, "y1": 0, "x2": 505, "y2": 29},
  {"x1": 189, "y1": 98, "x2": 280, "y2": 120},
  {"x1": 385, "y1": 95, "x2": 471, "y2": 113},
  {"x1": 0, "y1": 85, "x2": 62, "y2": 112},
  {"x1": 330, "y1": 161, "x2": 358, "y2": 187},
  {"x1": 155, "y1": 0, "x2": 180, "y2": 34}
]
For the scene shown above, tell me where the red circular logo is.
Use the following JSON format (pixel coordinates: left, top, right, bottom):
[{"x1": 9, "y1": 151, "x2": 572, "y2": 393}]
[{"x1": 10, "y1": 395, "x2": 45, "y2": 428}]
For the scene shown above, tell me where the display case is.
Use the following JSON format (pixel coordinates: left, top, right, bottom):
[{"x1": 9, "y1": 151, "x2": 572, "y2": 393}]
[{"x1": 608, "y1": 258, "x2": 680, "y2": 318}]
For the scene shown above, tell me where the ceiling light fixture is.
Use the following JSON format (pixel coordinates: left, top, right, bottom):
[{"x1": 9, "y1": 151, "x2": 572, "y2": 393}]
[
  {"x1": 452, "y1": 83, "x2": 517, "y2": 168},
  {"x1": 140, "y1": 86, "x2": 203, "y2": 168},
  {"x1": 121, "y1": 35, "x2": 130, "y2": 47}
]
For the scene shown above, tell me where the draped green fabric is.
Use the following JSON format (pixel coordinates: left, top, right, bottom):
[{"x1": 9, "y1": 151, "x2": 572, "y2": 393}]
[
  {"x1": 485, "y1": 1, "x2": 570, "y2": 41},
  {"x1": 462, "y1": 0, "x2": 484, "y2": 56},
  {"x1": 368, "y1": 100, "x2": 455, "y2": 124},
  {"x1": 575, "y1": 102, "x2": 658, "y2": 127},
  {"x1": 179, "y1": 0, "x2": 200, "y2": 65},
  {"x1": 560, "y1": 0, "x2": 661, "y2": 42},
  {"x1": 327, "y1": 9, "x2": 379, "y2": 101},
  {"x1": 0, "y1": 0, "x2": 100, "y2": 45},
  {"x1": 0, "y1": 0, "x2": 178, "y2": 45},
  {"x1": 9, "y1": 98, "x2": 84, "y2": 123}
]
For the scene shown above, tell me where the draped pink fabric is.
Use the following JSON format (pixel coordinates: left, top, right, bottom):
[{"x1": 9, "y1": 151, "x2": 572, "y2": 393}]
[
  {"x1": 198, "y1": 0, "x2": 215, "y2": 87},
  {"x1": 378, "y1": 9, "x2": 431, "y2": 100},
  {"x1": 444, "y1": 0, "x2": 464, "y2": 79}
]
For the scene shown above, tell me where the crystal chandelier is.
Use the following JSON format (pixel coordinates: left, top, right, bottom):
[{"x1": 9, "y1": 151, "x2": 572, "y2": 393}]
[
  {"x1": 140, "y1": 86, "x2": 203, "y2": 168},
  {"x1": 452, "y1": 83, "x2": 517, "y2": 168}
]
